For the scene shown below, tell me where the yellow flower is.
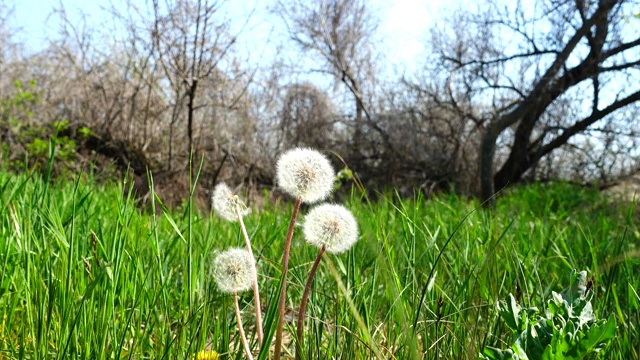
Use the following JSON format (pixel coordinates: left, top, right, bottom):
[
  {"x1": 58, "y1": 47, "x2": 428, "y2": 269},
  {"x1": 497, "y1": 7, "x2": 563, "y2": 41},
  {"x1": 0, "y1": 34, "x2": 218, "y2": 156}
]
[{"x1": 195, "y1": 350, "x2": 220, "y2": 360}]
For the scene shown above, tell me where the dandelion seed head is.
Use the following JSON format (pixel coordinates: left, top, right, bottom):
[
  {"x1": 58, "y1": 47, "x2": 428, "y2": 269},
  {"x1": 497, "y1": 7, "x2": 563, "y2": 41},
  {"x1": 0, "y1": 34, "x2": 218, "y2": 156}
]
[
  {"x1": 212, "y1": 183, "x2": 249, "y2": 222},
  {"x1": 303, "y1": 204, "x2": 358, "y2": 254},
  {"x1": 213, "y1": 248, "x2": 254, "y2": 293},
  {"x1": 276, "y1": 148, "x2": 335, "y2": 203}
]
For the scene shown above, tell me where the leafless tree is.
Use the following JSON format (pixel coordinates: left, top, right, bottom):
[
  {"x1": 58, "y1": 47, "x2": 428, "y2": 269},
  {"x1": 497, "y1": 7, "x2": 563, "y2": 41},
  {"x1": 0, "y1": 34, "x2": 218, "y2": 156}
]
[
  {"x1": 276, "y1": 0, "x2": 380, "y2": 157},
  {"x1": 0, "y1": 1, "x2": 26, "y2": 156},
  {"x1": 425, "y1": 0, "x2": 640, "y2": 203},
  {"x1": 0, "y1": 2, "x2": 21, "y2": 93},
  {"x1": 23, "y1": 5, "x2": 145, "y2": 135},
  {"x1": 150, "y1": 0, "x2": 241, "y2": 172},
  {"x1": 383, "y1": 79, "x2": 485, "y2": 194},
  {"x1": 277, "y1": 82, "x2": 339, "y2": 149}
]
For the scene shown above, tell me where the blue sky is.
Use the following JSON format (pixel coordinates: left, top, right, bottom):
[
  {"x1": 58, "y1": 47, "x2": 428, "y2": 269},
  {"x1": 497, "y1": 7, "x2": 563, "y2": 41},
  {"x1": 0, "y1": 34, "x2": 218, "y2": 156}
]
[{"x1": 10, "y1": 0, "x2": 449, "y2": 74}]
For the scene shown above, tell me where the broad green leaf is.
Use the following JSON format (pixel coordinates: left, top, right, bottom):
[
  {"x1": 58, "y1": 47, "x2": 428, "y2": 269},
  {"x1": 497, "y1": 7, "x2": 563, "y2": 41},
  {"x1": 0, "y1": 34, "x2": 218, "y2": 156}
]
[
  {"x1": 482, "y1": 346, "x2": 517, "y2": 360},
  {"x1": 498, "y1": 294, "x2": 522, "y2": 331},
  {"x1": 577, "y1": 301, "x2": 595, "y2": 328},
  {"x1": 575, "y1": 318, "x2": 616, "y2": 354}
]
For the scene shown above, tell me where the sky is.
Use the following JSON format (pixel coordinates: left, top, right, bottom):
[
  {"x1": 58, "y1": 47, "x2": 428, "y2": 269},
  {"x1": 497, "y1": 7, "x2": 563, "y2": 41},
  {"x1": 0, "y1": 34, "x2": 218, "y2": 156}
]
[{"x1": 8, "y1": 0, "x2": 448, "y2": 75}]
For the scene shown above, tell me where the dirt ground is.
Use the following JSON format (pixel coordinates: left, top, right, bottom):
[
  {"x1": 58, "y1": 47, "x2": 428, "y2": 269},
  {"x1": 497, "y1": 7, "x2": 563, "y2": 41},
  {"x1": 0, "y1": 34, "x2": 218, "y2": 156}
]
[{"x1": 602, "y1": 172, "x2": 640, "y2": 202}]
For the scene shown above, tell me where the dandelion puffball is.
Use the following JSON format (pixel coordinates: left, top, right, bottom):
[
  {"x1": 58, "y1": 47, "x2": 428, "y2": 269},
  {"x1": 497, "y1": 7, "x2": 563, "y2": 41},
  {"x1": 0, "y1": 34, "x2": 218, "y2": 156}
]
[
  {"x1": 213, "y1": 248, "x2": 254, "y2": 293},
  {"x1": 212, "y1": 183, "x2": 249, "y2": 222},
  {"x1": 303, "y1": 204, "x2": 359, "y2": 254},
  {"x1": 276, "y1": 148, "x2": 335, "y2": 204}
]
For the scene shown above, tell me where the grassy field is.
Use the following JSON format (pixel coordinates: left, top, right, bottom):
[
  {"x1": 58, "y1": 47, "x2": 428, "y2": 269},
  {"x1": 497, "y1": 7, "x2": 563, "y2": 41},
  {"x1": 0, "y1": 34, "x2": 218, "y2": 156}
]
[{"x1": 1, "y1": 166, "x2": 638, "y2": 359}]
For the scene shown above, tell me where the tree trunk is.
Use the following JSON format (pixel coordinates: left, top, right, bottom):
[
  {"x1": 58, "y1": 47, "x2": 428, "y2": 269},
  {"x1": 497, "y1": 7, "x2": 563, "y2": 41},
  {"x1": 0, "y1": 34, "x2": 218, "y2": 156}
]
[
  {"x1": 354, "y1": 93, "x2": 363, "y2": 156},
  {"x1": 187, "y1": 80, "x2": 198, "y2": 170},
  {"x1": 168, "y1": 120, "x2": 174, "y2": 172},
  {"x1": 479, "y1": 122, "x2": 499, "y2": 206}
]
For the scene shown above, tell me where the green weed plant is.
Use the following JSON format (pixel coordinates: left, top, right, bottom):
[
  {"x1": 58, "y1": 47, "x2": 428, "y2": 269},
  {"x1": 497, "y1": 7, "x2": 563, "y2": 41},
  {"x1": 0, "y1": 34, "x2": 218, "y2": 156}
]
[{"x1": 482, "y1": 270, "x2": 616, "y2": 359}]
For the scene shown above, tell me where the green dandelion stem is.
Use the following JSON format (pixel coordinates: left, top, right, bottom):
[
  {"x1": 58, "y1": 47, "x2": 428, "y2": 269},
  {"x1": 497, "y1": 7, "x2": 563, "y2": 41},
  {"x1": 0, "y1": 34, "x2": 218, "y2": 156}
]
[
  {"x1": 295, "y1": 245, "x2": 326, "y2": 360},
  {"x1": 274, "y1": 196, "x2": 302, "y2": 360},
  {"x1": 236, "y1": 205, "x2": 264, "y2": 345},
  {"x1": 234, "y1": 292, "x2": 254, "y2": 360}
]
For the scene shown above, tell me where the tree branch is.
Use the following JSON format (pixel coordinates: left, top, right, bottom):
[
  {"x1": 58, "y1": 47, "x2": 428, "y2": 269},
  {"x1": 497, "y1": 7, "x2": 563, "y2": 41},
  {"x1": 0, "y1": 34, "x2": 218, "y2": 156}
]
[{"x1": 534, "y1": 89, "x2": 640, "y2": 160}]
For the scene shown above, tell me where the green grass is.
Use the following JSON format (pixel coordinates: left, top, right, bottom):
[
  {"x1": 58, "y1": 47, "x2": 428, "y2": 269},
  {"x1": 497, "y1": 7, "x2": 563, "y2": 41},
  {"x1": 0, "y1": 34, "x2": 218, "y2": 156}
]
[{"x1": 1, "y1": 166, "x2": 638, "y2": 359}]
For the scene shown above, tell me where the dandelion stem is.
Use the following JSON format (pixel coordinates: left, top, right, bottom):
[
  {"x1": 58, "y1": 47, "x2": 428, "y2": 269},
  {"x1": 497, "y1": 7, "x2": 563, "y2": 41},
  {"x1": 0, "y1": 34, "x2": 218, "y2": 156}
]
[
  {"x1": 274, "y1": 196, "x2": 302, "y2": 360},
  {"x1": 295, "y1": 245, "x2": 325, "y2": 360},
  {"x1": 234, "y1": 292, "x2": 254, "y2": 360},
  {"x1": 236, "y1": 205, "x2": 264, "y2": 345}
]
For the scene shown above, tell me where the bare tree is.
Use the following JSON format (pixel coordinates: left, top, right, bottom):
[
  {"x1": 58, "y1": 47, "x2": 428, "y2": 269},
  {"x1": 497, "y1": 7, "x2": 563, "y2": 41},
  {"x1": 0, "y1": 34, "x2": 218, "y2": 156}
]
[
  {"x1": 0, "y1": 0, "x2": 29, "y2": 157},
  {"x1": 0, "y1": 2, "x2": 21, "y2": 93},
  {"x1": 382, "y1": 79, "x2": 485, "y2": 195},
  {"x1": 151, "y1": 0, "x2": 239, "y2": 171},
  {"x1": 278, "y1": 82, "x2": 338, "y2": 149},
  {"x1": 426, "y1": 0, "x2": 640, "y2": 202},
  {"x1": 276, "y1": 0, "x2": 379, "y2": 156}
]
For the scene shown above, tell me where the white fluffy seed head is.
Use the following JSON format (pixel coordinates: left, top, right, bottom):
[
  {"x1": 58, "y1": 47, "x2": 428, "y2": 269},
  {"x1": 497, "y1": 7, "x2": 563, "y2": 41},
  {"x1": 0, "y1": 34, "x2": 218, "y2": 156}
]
[
  {"x1": 212, "y1": 248, "x2": 254, "y2": 293},
  {"x1": 276, "y1": 148, "x2": 335, "y2": 203},
  {"x1": 303, "y1": 204, "x2": 359, "y2": 254},
  {"x1": 212, "y1": 183, "x2": 249, "y2": 222}
]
